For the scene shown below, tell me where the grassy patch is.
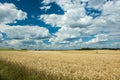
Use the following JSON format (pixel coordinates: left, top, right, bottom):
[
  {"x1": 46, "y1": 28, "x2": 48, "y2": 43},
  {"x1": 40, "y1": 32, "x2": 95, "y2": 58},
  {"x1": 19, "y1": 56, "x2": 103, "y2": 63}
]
[
  {"x1": 0, "y1": 60, "x2": 41, "y2": 80},
  {"x1": 0, "y1": 60, "x2": 54, "y2": 80},
  {"x1": 0, "y1": 60, "x2": 72, "y2": 80},
  {"x1": 0, "y1": 48, "x2": 27, "y2": 51}
]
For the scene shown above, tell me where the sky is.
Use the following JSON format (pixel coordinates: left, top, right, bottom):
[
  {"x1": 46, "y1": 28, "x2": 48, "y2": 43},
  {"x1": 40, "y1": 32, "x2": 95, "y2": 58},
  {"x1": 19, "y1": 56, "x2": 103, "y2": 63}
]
[{"x1": 0, "y1": 0, "x2": 120, "y2": 50}]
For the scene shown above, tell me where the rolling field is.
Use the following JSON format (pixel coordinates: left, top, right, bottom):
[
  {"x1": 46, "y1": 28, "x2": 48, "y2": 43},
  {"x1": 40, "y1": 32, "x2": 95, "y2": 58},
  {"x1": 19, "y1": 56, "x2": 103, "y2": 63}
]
[{"x1": 0, "y1": 50, "x2": 120, "y2": 80}]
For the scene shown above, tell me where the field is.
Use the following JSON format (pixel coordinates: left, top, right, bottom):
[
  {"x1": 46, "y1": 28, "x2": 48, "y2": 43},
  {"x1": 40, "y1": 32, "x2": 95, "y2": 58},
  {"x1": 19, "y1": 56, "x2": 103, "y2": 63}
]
[{"x1": 0, "y1": 50, "x2": 120, "y2": 80}]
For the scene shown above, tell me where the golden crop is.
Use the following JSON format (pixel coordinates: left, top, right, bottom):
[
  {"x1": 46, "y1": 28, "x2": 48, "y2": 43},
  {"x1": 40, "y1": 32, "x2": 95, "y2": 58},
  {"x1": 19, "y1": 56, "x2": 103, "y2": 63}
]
[{"x1": 0, "y1": 50, "x2": 120, "y2": 80}]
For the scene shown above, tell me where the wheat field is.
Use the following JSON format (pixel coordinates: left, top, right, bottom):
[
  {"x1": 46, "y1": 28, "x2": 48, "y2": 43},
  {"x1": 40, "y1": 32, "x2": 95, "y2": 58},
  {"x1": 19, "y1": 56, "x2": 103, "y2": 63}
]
[{"x1": 0, "y1": 50, "x2": 120, "y2": 80}]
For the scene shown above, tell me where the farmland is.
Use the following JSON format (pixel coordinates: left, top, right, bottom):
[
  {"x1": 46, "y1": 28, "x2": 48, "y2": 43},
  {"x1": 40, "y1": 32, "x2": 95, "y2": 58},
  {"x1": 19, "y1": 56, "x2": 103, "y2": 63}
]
[{"x1": 0, "y1": 50, "x2": 120, "y2": 80}]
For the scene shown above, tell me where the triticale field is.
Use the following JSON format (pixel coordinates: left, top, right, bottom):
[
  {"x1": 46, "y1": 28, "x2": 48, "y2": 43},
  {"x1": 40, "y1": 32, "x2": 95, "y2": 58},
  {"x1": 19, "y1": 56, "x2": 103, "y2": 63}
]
[{"x1": 0, "y1": 50, "x2": 120, "y2": 80}]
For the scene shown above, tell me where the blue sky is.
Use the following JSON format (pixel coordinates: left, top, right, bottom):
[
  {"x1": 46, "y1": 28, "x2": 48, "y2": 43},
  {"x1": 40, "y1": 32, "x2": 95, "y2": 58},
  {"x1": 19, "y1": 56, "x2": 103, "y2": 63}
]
[{"x1": 0, "y1": 0, "x2": 120, "y2": 50}]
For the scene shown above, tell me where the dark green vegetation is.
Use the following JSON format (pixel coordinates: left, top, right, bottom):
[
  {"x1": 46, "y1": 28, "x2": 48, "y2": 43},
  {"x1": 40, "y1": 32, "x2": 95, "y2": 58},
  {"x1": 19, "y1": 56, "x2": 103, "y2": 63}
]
[
  {"x1": 0, "y1": 60, "x2": 70, "y2": 80},
  {"x1": 0, "y1": 60, "x2": 41, "y2": 80},
  {"x1": 0, "y1": 48, "x2": 27, "y2": 51},
  {"x1": 76, "y1": 48, "x2": 120, "y2": 50}
]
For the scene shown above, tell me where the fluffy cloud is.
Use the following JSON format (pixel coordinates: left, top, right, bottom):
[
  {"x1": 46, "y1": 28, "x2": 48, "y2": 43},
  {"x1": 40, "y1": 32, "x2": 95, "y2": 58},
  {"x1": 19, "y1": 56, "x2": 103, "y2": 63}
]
[
  {"x1": 0, "y1": 0, "x2": 120, "y2": 49},
  {"x1": 0, "y1": 25, "x2": 50, "y2": 40},
  {"x1": 0, "y1": 3, "x2": 27, "y2": 24},
  {"x1": 40, "y1": 8, "x2": 93, "y2": 28},
  {"x1": 40, "y1": 0, "x2": 120, "y2": 49},
  {"x1": 0, "y1": 2, "x2": 52, "y2": 50},
  {"x1": 85, "y1": 34, "x2": 108, "y2": 44},
  {"x1": 0, "y1": 25, "x2": 51, "y2": 49},
  {"x1": 42, "y1": 0, "x2": 87, "y2": 11},
  {"x1": 102, "y1": 0, "x2": 120, "y2": 17},
  {"x1": 49, "y1": 27, "x2": 82, "y2": 43}
]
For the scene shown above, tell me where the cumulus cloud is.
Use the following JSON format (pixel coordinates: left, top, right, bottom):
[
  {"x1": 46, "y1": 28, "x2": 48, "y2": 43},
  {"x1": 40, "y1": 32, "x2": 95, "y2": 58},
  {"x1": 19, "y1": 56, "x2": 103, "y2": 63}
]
[
  {"x1": 40, "y1": 0, "x2": 120, "y2": 49},
  {"x1": 49, "y1": 27, "x2": 82, "y2": 43},
  {"x1": 102, "y1": 0, "x2": 120, "y2": 16},
  {"x1": 0, "y1": 3, "x2": 27, "y2": 24},
  {"x1": 40, "y1": 8, "x2": 93, "y2": 28},
  {"x1": 0, "y1": 0, "x2": 120, "y2": 49},
  {"x1": 0, "y1": 2, "x2": 52, "y2": 49},
  {"x1": 85, "y1": 34, "x2": 108, "y2": 44},
  {"x1": 42, "y1": 0, "x2": 87, "y2": 11},
  {"x1": 0, "y1": 25, "x2": 50, "y2": 40},
  {"x1": 0, "y1": 25, "x2": 51, "y2": 49}
]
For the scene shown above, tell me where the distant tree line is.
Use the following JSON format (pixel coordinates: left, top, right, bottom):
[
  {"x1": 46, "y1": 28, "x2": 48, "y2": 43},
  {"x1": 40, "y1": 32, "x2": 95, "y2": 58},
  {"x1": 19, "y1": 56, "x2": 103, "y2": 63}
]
[
  {"x1": 76, "y1": 48, "x2": 120, "y2": 50},
  {"x1": 0, "y1": 48, "x2": 120, "y2": 51}
]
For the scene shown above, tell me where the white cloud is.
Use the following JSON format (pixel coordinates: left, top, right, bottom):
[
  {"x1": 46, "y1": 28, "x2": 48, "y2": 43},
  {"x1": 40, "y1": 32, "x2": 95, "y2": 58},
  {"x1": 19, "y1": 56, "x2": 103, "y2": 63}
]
[
  {"x1": 0, "y1": 3, "x2": 27, "y2": 24},
  {"x1": 40, "y1": 0, "x2": 92, "y2": 29},
  {"x1": 41, "y1": 0, "x2": 54, "y2": 5},
  {"x1": 0, "y1": 31, "x2": 4, "y2": 42},
  {"x1": 40, "y1": 14, "x2": 62, "y2": 26},
  {"x1": 109, "y1": 42, "x2": 120, "y2": 48},
  {"x1": 102, "y1": 0, "x2": 120, "y2": 16},
  {"x1": 40, "y1": 5, "x2": 51, "y2": 11},
  {"x1": 86, "y1": 34, "x2": 108, "y2": 44},
  {"x1": 0, "y1": 24, "x2": 51, "y2": 49},
  {"x1": 88, "y1": 0, "x2": 106, "y2": 9},
  {"x1": 0, "y1": 0, "x2": 120, "y2": 49},
  {"x1": 40, "y1": 8, "x2": 93, "y2": 28},
  {"x1": 0, "y1": 25, "x2": 50, "y2": 40},
  {"x1": 49, "y1": 27, "x2": 81, "y2": 43},
  {"x1": 85, "y1": 0, "x2": 120, "y2": 35},
  {"x1": 41, "y1": 0, "x2": 89, "y2": 11},
  {"x1": 40, "y1": 0, "x2": 120, "y2": 49},
  {"x1": 0, "y1": 2, "x2": 52, "y2": 50}
]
